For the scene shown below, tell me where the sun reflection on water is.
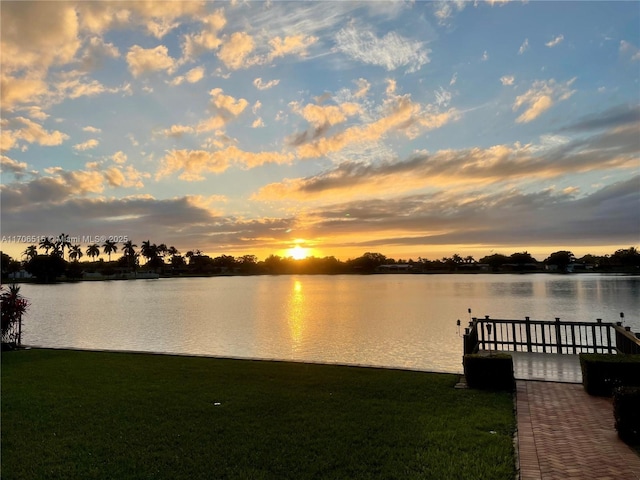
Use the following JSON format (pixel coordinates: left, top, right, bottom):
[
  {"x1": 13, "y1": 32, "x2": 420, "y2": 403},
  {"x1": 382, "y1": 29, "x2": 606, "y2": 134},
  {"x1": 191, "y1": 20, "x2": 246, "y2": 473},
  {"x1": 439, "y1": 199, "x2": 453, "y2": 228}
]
[{"x1": 287, "y1": 280, "x2": 305, "y2": 350}]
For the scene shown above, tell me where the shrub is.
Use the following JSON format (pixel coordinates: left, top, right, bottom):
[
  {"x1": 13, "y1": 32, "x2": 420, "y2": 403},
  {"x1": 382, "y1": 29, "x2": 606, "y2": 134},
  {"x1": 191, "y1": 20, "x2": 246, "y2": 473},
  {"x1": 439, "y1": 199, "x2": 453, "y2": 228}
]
[
  {"x1": 1, "y1": 284, "x2": 30, "y2": 348},
  {"x1": 580, "y1": 354, "x2": 640, "y2": 396},
  {"x1": 463, "y1": 353, "x2": 514, "y2": 391},
  {"x1": 613, "y1": 386, "x2": 640, "y2": 445}
]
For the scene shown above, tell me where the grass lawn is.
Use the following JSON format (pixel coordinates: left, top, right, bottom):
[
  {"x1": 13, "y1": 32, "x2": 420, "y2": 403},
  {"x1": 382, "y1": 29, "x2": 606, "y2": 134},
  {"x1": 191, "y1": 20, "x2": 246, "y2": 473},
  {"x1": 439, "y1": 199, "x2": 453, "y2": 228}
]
[{"x1": 1, "y1": 349, "x2": 515, "y2": 479}]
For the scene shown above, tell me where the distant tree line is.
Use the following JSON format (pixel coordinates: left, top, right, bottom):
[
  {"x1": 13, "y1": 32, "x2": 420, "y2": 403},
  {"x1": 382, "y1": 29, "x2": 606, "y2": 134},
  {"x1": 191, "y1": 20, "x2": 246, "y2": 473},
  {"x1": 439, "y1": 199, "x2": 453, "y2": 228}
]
[{"x1": 1, "y1": 234, "x2": 639, "y2": 283}]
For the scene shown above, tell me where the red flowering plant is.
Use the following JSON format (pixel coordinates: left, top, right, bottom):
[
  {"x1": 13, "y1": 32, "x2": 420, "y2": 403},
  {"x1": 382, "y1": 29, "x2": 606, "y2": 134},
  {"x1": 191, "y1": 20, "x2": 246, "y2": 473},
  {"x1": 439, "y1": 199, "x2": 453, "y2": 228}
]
[{"x1": 1, "y1": 284, "x2": 30, "y2": 348}]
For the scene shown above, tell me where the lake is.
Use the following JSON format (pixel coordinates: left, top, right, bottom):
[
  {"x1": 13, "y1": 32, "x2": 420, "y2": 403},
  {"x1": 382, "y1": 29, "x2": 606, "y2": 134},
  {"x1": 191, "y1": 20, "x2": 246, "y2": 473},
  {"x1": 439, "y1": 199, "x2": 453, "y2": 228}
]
[{"x1": 17, "y1": 274, "x2": 640, "y2": 374}]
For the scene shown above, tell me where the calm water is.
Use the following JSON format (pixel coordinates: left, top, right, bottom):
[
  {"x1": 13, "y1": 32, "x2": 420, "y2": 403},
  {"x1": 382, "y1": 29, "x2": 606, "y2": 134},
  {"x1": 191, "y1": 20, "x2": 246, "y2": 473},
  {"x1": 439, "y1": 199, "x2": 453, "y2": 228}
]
[{"x1": 18, "y1": 274, "x2": 640, "y2": 374}]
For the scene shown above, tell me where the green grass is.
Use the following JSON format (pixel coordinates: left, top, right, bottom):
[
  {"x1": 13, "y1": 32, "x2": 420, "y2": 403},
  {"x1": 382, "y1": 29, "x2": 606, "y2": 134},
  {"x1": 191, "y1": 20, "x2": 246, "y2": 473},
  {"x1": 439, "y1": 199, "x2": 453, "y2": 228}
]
[{"x1": 1, "y1": 349, "x2": 515, "y2": 479}]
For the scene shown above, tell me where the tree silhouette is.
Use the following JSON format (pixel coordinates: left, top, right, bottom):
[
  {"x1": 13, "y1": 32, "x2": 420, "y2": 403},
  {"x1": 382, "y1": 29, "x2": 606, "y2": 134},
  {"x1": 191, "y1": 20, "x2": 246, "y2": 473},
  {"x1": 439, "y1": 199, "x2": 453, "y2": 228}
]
[
  {"x1": 38, "y1": 237, "x2": 54, "y2": 254},
  {"x1": 545, "y1": 251, "x2": 575, "y2": 272},
  {"x1": 86, "y1": 244, "x2": 100, "y2": 261},
  {"x1": 56, "y1": 233, "x2": 72, "y2": 260},
  {"x1": 102, "y1": 240, "x2": 118, "y2": 262},
  {"x1": 69, "y1": 245, "x2": 83, "y2": 262},
  {"x1": 23, "y1": 245, "x2": 38, "y2": 261}
]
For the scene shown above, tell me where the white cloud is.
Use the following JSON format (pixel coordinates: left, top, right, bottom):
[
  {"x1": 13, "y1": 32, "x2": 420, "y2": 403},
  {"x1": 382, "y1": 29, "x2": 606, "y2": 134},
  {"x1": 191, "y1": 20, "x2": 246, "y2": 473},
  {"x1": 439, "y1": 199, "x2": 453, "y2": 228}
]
[
  {"x1": 433, "y1": 0, "x2": 467, "y2": 25},
  {"x1": 434, "y1": 87, "x2": 452, "y2": 108},
  {"x1": 335, "y1": 24, "x2": 430, "y2": 73},
  {"x1": 620, "y1": 40, "x2": 640, "y2": 62},
  {"x1": 500, "y1": 75, "x2": 515, "y2": 86},
  {"x1": 449, "y1": 73, "x2": 458, "y2": 86},
  {"x1": 545, "y1": 35, "x2": 564, "y2": 48},
  {"x1": 481, "y1": 50, "x2": 489, "y2": 61},
  {"x1": 518, "y1": 38, "x2": 529, "y2": 55},
  {"x1": 83, "y1": 126, "x2": 102, "y2": 133},
  {"x1": 253, "y1": 78, "x2": 280, "y2": 90}
]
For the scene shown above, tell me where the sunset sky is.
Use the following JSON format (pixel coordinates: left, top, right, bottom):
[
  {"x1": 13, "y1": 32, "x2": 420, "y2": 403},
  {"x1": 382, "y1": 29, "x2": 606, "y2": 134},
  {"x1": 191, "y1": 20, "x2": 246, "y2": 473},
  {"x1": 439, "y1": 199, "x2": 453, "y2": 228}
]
[{"x1": 1, "y1": 0, "x2": 639, "y2": 262}]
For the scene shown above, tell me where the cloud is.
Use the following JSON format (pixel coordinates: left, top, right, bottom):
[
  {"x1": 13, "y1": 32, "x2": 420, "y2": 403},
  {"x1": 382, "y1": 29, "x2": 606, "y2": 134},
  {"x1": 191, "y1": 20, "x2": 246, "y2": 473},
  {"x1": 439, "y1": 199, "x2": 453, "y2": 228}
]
[
  {"x1": 307, "y1": 176, "x2": 640, "y2": 250},
  {"x1": 0, "y1": 75, "x2": 49, "y2": 110},
  {"x1": 76, "y1": 1, "x2": 204, "y2": 38},
  {"x1": 294, "y1": 95, "x2": 459, "y2": 158},
  {"x1": 559, "y1": 104, "x2": 640, "y2": 132},
  {"x1": 518, "y1": 39, "x2": 529, "y2": 55},
  {"x1": 433, "y1": 0, "x2": 467, "y2": 25},
  {"x1": 55, "y1": 72, "x2": 125, "y2": 100},
  {"x1": 209, "y1": 88, "x2": 248, "y2": 116},
  {"x1": 291, "y1": 101, "x2": 362, "y2": 129},
  {"x1": 73, "y1": 139, "x2": 100, "y2": 151},
  {"x1": 545, "y1": 35, "x2": 564, "y2": 48},
  {"x1": 170, "y1": 66, "x2": 205, "y2": 86},
  {"x1": 434, "y1": 88, "x2": 452, "y2": 108},
  {"x1": 0, "y1": 194, "x2": 220, "y2": 250},
  {"x1": 83, "y1": 126, "x2": 102, "y2": 133},
  {"x1": 80, "y1": 36, "x2": 120, "y2": 70},
  {"x1": 335, "y1": 24, "x2": 430, "y2": 73},
  {"x1": 112, "y1": 151, "x2": 128, "y2": 164},
  {"x1": 513, "y1": 78, "x2": 577, "y2": 123},
  {"x1": 500, "y1": 75, "x2": 515, "y2": 86},
  {"x1": 267, "y1": 34, "x2": 318, "y2": 60},
  {"x1": 353, "y1": 78, "x2": 371, "y2": 98},
  {"x1": 0, "y1": 156, "x2": 29, "y2": 177},
  {"x1": 1, "y1": 117, "x2": 69, "y2": 151},
  {"x1": 620, "y1": 40, "x2": 640, "y2": 62},
  {"x1": 126, "y1": 45, "x2": 176, "y2": 77},
  {"x1": 253, "y1": 78, "x2": 280, "y2": 90},
  {"x1": 256, "y1": 119, "x2": 639, "y2": 201},
  {"x1": 157, "y1": 147, "x2": 295, "y2": 180},
  {"x1": 0, "y1": 2, "x2": 80, "y2": 75},
  {"x1": 181, "y1": 10, "x2": 226, "y2": 60},
  {"x1": 217, "y1": 32, "x2": 256, "y2": 70}
]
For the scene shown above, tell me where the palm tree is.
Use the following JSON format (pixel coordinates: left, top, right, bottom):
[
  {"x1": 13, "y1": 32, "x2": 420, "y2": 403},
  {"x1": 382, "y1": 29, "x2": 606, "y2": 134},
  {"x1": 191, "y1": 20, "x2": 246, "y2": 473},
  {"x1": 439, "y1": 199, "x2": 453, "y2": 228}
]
[
  {"x1": 140, "y1": 240, "x2": 158, "y2": 264},
  {"x1": 86, "y1": 244, "x2": 100, "y2": 261},
  {"x1": 38, "y1": 237, "x2": 54, "y2": 254},
  {"x1": 56, "y1": 233, "x2": 72, "y2": 260},
  {"x1": 23, "y1": 245, "x2": 38, "y2": 261},
  {"x1": 69, "y1": 245, "x2": 83, "y2": 262},
  {"x1": 102, "y1": 240, "x2": 118, "y2": 262},
  {"x1": 122, "y1": 240, "x2": 138, "y2": 271}
]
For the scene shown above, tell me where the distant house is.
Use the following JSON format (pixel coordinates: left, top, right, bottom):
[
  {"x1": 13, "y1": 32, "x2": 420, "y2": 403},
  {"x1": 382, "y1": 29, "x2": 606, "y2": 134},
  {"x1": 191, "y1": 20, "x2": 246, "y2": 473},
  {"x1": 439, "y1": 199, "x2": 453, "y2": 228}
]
[{"x1": 8, "y1": 270, "x2": 32, "y2": 280}]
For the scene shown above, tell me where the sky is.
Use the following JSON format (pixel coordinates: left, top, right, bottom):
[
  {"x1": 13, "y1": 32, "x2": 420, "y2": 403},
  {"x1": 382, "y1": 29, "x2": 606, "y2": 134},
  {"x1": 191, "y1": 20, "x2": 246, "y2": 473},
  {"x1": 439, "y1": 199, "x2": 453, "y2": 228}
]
[{"x1": 1, "y1": 0, "x2": 639, "y2": 263}]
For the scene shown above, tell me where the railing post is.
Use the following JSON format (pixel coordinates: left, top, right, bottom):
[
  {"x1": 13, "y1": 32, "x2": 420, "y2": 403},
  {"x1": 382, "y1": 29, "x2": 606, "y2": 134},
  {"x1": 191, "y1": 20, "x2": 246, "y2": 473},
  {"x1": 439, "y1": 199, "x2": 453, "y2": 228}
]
[
  {"x1": 555, "y1": 317, "x2": 562, "y2": 354},
  {"x1": 525, "y1": 316, "x2": 532, "y2": 352}
]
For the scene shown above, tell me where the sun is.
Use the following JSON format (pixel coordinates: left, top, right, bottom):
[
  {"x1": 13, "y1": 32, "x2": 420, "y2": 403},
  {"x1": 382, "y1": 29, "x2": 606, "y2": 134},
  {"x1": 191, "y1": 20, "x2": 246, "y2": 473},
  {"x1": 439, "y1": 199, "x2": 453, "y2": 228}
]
[{"x1": 288, "y1": 245, "x2": 310, "y2": 260}]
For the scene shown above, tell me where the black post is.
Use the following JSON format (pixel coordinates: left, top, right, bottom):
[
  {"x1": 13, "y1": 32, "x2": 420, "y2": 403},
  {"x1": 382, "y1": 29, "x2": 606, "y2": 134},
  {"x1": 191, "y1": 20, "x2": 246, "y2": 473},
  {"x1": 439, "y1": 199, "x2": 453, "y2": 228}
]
[
  {"x1": 525, "y1": 316, "x2": 532, "y2": 352},
  {"x1": 555, "y1": 317, "x2": 562, "y2": 354}
]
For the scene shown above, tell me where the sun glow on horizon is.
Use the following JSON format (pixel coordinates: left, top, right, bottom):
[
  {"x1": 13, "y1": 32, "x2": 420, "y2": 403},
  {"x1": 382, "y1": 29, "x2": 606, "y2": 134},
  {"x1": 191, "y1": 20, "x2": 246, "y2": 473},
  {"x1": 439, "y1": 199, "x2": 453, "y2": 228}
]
[{"x1": 287, "y1": 245, "x2": 312, "y2": 260}]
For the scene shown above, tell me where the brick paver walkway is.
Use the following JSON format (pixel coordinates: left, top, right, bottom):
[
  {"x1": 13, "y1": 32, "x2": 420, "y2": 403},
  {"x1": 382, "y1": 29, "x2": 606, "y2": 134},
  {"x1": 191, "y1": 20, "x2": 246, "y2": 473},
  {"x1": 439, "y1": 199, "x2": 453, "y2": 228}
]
[{"x1": 516, "y1": 381, "x2": 640, "y2": 480}]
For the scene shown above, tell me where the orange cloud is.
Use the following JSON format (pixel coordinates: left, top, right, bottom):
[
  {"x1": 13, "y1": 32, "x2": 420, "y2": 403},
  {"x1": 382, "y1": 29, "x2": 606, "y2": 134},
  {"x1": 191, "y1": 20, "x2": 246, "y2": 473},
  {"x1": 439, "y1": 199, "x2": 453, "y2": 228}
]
[
  {"x1": 181, "y1": 11, "x2": 226, "y2": 60},
  {"x1": 73, "y1": 139, "x2": 100, "y2": 151},
  {"x1": 218, "y1": 32, "x2": 256, "y2": 70},
  {"x1": 268, "y1": 34, "x2": 318, "y2": 60},
  {"x1": 157, "y1": 146, "x2": 294, "y2": 180},
  {"x1": 1, "y1": 117, "x2": 69, "y2": 151},
  {"x1": 513, "y1": 78, "x2": 576, "y2": 123},
  {"x1": 295, "y1": 95, "x2": 458, "y2": 158},
  {"x1": 126, "y1": 45, "x2": 176, "y2": 77}
]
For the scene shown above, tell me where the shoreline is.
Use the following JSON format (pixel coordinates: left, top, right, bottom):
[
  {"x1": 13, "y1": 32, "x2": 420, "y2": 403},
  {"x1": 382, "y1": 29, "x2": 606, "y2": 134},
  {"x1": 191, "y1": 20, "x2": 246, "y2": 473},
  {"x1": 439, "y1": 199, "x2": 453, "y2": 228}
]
[{"x1": 4, "y1": 269, "x2": 639, "y2": 284}]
